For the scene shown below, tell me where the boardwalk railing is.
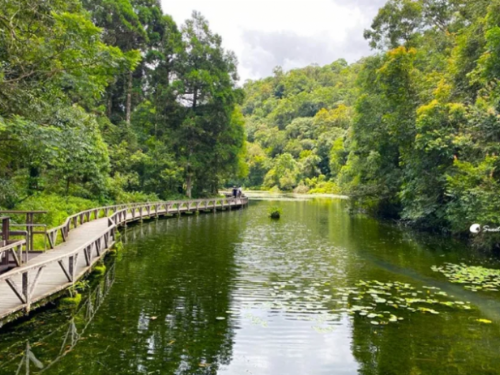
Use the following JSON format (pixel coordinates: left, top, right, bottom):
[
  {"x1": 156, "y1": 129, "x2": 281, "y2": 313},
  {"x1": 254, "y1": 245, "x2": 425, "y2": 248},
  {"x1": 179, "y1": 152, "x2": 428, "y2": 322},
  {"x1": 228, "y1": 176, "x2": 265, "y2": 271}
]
[
  {"x1": 0, "y1": 197, "x2": 248, "y2": 319},
  {"x1": 0, "y1": 239, "x2": 26, "y2": 266},
  {"x1": 45, "y1": 202, "x2": 163, "y2": 250},
  {"x1": 45, "y1": 198, "x2": 246, "y2": 249}
]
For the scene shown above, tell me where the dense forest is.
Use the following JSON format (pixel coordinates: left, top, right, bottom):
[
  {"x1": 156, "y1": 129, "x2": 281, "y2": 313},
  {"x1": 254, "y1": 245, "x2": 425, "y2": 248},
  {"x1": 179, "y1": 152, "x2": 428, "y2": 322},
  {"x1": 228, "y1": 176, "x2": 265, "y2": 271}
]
[
  {"x1": 0, "y1": 0, "x2": 245, "y2": 220},
  {"x1": 1, "y1": 0, "x2": 500, "y2": 246},
  {"x1": 242, "y1": 0, "x2": 500, "y2": 245}
]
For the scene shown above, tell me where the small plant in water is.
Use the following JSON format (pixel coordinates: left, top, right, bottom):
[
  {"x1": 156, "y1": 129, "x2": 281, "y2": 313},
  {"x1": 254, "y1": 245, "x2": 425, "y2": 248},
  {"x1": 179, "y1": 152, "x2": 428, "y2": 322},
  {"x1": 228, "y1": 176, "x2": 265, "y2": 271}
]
[
  {"x1": 432, "y1": 263, "x2": 500, "y2": 292},
  {"x1": 337, "y1": 280, "x2": 473, "y2": 325},
  {"x1": 268, "y1": 206, "x2": 282, "y2": 219}
]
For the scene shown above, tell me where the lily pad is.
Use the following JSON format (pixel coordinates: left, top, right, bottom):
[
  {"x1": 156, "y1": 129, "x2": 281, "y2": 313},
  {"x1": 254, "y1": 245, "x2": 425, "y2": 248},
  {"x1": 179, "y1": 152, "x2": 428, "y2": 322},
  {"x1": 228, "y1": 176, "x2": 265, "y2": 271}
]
[{"x1": 476, "y1": 319, "x2": 492, "y2": 324}]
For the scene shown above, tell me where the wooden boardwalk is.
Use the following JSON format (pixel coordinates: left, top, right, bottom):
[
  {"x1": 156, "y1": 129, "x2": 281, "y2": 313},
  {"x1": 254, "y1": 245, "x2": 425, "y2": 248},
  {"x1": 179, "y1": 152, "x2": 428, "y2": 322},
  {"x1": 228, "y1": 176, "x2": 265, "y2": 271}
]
[{"x1": 0, "y1": 198, "x2": 248, "y2": 324}]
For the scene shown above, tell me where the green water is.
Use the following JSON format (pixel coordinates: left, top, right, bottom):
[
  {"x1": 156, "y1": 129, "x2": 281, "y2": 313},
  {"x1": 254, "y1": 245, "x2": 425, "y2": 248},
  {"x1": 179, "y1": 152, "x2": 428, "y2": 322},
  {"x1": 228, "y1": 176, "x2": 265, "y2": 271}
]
[{"x1": 1, "y1": 197, "x2": 500, "y2": 374}]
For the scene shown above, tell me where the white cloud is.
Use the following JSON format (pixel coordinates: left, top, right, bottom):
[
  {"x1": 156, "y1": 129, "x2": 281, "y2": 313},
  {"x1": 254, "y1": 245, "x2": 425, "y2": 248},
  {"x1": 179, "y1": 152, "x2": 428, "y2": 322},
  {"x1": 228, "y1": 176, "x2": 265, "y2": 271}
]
[{"x1": 160, "y1": 0, "x2": 386, "y2": 81}]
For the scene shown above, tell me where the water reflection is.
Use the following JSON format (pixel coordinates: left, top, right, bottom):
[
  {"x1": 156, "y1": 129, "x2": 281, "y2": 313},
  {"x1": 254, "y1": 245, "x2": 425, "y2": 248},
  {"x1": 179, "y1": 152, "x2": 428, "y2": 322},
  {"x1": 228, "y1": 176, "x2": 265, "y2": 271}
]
[
  {"x1": 1, "y1": 199, "x2": 500, "y2": 374},
  {"x1": 0, "y1": 264, "x2": 116, "y2": 374},
  {"x1": 85, "y1": 214, "x2": 244, "y2": 374}
]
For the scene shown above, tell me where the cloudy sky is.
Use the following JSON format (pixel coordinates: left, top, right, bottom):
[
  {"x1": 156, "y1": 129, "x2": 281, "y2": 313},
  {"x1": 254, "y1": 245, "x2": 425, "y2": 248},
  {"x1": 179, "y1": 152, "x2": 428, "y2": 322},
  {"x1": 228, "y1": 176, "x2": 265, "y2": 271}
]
[{"x1": 161, "y1": 0, "x2": 386, "y2": 82}]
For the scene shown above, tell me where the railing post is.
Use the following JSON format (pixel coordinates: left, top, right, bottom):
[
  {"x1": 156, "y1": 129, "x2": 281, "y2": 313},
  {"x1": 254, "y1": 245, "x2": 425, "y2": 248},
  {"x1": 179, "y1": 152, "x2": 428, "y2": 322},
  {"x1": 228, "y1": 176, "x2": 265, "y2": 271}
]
[
  {"x1": 1, "y1": 217, "x2": 9, "y2": 266},
  {"x1": 22, "y1": 271, "x2": 30, "y2": 312},
  {"x1": 69, "y1": 255, "x2": 75, "y2": 281}
]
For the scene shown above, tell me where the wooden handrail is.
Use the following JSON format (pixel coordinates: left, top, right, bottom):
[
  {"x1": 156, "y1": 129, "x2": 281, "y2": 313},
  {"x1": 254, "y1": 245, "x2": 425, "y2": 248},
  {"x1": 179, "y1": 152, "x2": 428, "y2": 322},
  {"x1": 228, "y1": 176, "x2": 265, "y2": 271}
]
[
  {"x1": 0, "y1": 240, "x2": 26, "y2": 254},
  {"x1": 0, "y1": 226, "x2": 115, "y2": 280},
  {"x1": 0, "y1": 197, "x2": 248, "y2": 319}
]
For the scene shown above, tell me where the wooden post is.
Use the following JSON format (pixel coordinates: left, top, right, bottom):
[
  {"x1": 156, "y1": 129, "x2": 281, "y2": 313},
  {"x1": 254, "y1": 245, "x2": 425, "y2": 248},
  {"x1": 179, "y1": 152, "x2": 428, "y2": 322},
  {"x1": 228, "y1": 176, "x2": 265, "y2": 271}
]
[
  {"x1": 27, "y1": 212, "x2": 33, "y2": 252},
  {"x1": 1, "y1": 217, "x2": 9, "y2": 266},
  {"x1": 22, "y1": 271, "x2": 29, "y2": 311}
]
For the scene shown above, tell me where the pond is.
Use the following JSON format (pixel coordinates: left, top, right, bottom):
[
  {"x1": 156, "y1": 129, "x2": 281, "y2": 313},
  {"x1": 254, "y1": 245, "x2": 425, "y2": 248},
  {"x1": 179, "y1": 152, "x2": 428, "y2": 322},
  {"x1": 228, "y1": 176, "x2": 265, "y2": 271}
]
[{"x1": 1, "y1": 196, "x2": 500, "y2": 374}]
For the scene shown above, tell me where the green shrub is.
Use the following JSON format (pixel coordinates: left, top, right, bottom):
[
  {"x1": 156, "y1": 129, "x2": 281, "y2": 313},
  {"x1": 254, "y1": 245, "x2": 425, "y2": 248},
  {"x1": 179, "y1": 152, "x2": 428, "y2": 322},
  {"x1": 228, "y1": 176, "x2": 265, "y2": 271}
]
[
  {"x1": 92, "y1": 264, "x2": 106, "y2": 277},
  {"x1": 59, "y1": 293, "x2": 82, "y2": 309},
  {"x1": 113, "y1": 190, "x2": 159, "y2": 204},
  {"x1": 293, "y1": 183, "x2": 310, "y2": 194},
  {"x1": 269, "y1": 186, "x2": 281, "y2": 193},
  {"x1": 6, "y1": 194, "x2": 99, "y2": 250},
  {"x1": 268, "y1": 206, "x2": 282, "y2": 219},
  {"x1": 13, "y1": 194, "x2": 98, "y2": 227}
]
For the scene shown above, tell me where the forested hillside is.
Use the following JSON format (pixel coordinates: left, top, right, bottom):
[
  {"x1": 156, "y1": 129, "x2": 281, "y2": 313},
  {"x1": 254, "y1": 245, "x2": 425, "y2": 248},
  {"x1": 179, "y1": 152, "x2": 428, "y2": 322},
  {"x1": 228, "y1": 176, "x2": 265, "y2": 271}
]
[
  {"x1": 242, "y1": 61, "x2": 358, "y2": 193},
  {"x1": 0, "y1": 0, "x2": 245, "y2": 219},
  {"x1": 2, "y1": 0, "x2": 500, "y2": 245},
  {"x1": 242, "y1": 0, "x2": 500, "y2": 243}
]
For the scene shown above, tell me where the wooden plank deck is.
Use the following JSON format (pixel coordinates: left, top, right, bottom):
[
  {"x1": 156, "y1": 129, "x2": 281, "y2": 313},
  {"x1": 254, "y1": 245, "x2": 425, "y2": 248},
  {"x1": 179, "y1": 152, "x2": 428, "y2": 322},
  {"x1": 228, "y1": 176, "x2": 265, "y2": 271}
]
[{"x1": 0, "y1": 198, "x2": 248, "y2": 324}]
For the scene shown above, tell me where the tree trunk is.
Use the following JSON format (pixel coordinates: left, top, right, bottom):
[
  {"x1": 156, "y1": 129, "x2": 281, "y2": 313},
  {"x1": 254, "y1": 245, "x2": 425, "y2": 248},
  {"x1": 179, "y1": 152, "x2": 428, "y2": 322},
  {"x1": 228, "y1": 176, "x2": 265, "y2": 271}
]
[
  {"x1": 192, "y1": 87, "x2": 197, "y2": 109},
  {"x1": 186, "y1": 173, "x2": 192, "y2": 198},
  {"x1": 65, "y1": 177, "x2": 70, "y2": 197},
  {"x1": 126, "y1": 71, "x2": 132, "y2": 125},
  {"x1": 107, "y1": 96, "x2": 112, "y2": 118},
  {"x1": 28, "y1": 166, "x2": 40, "y2": 195},
  {"x1": 186, "y1": 148, "x2": 193, "y2": 198}
]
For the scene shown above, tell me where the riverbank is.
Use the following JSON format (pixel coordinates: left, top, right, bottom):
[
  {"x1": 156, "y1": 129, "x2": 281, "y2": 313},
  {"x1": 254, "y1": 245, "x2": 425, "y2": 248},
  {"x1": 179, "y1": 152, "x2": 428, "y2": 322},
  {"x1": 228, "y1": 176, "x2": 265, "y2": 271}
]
[{"x1": 233, "y1": 190, "x2": 349, "y2": 200}]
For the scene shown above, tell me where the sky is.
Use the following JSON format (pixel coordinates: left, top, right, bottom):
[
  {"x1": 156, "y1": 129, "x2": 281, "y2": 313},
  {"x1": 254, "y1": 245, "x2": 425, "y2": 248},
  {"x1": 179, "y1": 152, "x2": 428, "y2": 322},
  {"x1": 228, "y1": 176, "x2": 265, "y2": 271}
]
[{"x1": 161, "y1": 0, "x2": 387, "y2": 82}]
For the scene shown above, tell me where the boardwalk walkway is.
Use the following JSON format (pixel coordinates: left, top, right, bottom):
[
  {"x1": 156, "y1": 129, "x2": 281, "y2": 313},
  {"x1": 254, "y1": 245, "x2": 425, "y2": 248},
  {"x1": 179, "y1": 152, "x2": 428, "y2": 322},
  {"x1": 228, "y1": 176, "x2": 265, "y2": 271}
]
[{"x1": 0, "y1": 198, "x2": 248, "y2": 324}]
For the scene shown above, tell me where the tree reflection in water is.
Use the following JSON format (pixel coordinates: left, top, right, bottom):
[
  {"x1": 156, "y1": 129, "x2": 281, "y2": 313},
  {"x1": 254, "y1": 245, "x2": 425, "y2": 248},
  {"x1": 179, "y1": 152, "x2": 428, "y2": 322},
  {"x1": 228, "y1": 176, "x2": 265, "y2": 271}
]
[{"x1": 0, "y1": 263, "x2": 116, "y2": 374}]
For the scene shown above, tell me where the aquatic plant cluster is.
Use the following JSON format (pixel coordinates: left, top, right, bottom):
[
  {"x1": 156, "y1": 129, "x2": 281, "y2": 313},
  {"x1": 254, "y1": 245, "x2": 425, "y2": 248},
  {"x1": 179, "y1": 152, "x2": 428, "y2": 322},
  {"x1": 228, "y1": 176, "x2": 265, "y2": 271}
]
[
  {"x1": 230, "y1": 278, "x2": 476, "y2": 331},
  {"x1": 268, "y1": 206, "x2": 283, "y2": 219},
  {"x1": 432, "y1": 263, "x2": 500, "y2": 292},
  {"x1": 341, "y1": 280, "x2": 472, "y2": 326}
]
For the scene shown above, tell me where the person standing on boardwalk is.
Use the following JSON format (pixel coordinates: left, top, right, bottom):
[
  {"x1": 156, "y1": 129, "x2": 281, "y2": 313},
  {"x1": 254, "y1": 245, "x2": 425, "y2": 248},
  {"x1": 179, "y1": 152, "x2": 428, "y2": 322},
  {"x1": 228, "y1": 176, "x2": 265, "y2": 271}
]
[{"x1": 232, "y1": 186, "x2": 238, "y2": 198}]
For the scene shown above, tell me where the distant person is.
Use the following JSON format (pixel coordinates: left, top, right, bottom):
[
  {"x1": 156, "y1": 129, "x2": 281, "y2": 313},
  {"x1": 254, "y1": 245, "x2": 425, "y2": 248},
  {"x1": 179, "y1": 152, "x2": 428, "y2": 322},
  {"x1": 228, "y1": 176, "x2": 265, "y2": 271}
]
[
  {"x1": 238, "y1": 187, "x2": 243, "y2": 198},
  {"x1": 232, "y1": 186, "x2": 237, "y2": 198}
]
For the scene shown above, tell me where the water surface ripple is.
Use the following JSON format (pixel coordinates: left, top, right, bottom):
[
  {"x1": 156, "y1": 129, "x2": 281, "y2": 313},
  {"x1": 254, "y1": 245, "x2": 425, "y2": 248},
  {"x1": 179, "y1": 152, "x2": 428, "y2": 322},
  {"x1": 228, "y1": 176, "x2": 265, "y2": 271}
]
[{"x1": 1, "y1": 198, "x2": 500, "y2": 374}]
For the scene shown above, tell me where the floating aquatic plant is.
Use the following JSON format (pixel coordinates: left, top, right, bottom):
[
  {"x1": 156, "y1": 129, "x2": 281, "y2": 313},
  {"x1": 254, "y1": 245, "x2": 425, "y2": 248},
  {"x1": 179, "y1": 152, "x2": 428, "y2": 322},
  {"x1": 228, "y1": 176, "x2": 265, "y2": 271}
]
[
  {"x1": 234, "y1": 278, "x2": 475, "y2": 331},
  {"x1": 432, "y1": 263, "x2": 500, "y2": 292},
  {"x1": 336, "y1": 280, "x2": 473, "y2": 325},
  {"x1": 476, "y1": 319, "x2": 492, "y2": 324}
]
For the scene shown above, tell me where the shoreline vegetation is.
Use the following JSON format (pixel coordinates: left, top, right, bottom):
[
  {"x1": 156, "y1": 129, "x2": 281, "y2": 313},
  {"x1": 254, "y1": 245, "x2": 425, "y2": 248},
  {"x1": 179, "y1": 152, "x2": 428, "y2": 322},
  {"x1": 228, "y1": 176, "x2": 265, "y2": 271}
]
[
  {"x1": 1, "y1": 0, "x2": 500, "y2": 250},
  {"x1": 0, "y1": 1, "x2": 246, "y2": 225},
  {"x1": 243, "y1": 190, "x2": 349, "y2": 200},
  {"x1": 238, "y1": 1, "x2": 500, "y2": 251}
]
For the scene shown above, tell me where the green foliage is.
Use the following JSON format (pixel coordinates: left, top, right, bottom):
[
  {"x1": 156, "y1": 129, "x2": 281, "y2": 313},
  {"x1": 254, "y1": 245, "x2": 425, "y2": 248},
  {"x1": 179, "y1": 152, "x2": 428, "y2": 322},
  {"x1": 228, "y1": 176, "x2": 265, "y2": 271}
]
[
  {"x1": 0, "y1": 0, "x2": 245, "y2": 211},
  {"x1": 242, "y1": 0, "x2": 500, "y2": 249},
  {"x1": 59, "y1": 293, "x2": 82, "y2": 309},
  {"x1": 268, "y1": 206, "x2": 282, "y2": 219},
  {"x1": 432, "y1": 263, "x2": 500, "y2": 292},
  {"x1": 12, "y1": 194, "x2": 98, "y2": 228},
  {"x1": 92, "y1": 264, "x2": 107, "y2": 277},
  {"x1": 264, "y1": 153, "x2": 300, "y2": 191},
  {"x1": 242, "y1": 60, "x2": 357, "y2": 192}
]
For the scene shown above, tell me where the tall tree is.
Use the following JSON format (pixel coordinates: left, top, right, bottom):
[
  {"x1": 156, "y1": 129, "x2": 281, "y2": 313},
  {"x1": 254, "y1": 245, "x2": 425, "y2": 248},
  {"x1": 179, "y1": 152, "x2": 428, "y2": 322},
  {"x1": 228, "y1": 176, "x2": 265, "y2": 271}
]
[{"x1": 173, "y1": 11, "x2": 242, "y2": 197}]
